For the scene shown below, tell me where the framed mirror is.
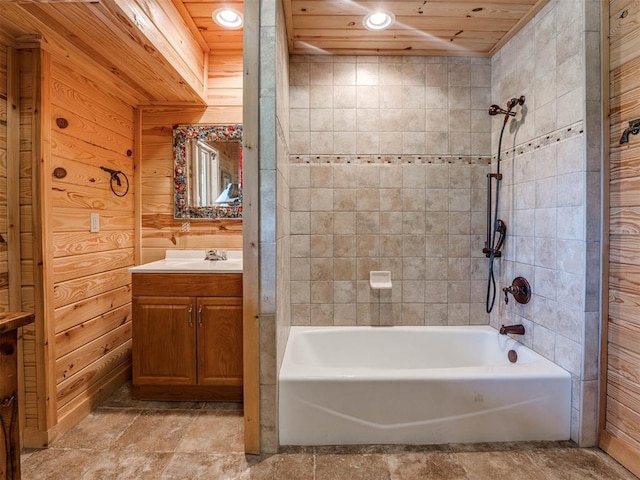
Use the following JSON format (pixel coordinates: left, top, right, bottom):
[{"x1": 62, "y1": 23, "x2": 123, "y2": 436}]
[{"x1": 173, "y1": 124, "x2": 243, "y2": 219}]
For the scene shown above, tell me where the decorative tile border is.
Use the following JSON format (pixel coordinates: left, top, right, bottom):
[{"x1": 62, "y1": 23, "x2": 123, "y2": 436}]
[
  {"x1": 288, "y1": 122, "x2": 584, "y2": 166},
  {"x1": 289, "y1": 154, "x2": 491, "y2": 165},
  {"x1": 494, "y1": 121, "x2": 584, "y2": 160}
]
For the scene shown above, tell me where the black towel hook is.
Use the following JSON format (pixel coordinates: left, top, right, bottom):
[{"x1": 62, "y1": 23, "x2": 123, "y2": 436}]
[{"x1": 100, "y1": 166, "x2": 129, "y2": 197}]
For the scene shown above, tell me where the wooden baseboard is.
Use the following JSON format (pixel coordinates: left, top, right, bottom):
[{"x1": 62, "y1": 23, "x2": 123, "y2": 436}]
[
  {"x1": 21, "y1": 428, "x2": 49, "y2": 449},
  {"x1": 132, "y1": 384, "x2": 242, "y2": 402},
  {"x1": 600, "y1": 430, "x2": 640, "y2": 478}
]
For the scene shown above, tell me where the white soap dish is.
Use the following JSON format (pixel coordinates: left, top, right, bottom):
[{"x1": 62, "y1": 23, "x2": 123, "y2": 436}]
[{"x1": 370, "y1": 271, "x2": 392, "y2": 289}]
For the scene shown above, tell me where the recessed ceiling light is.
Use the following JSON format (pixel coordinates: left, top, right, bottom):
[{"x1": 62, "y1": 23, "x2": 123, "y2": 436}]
[
  {"x1": 363, "y1": 11, "x2": 395, "y2": 31},
  {"x1": 213, "y1": 8, "x2": 243, "y2": 29}
]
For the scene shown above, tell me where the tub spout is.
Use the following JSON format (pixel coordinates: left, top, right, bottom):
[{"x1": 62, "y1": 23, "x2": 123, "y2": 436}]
[{"x1": 499, "y1": 324, "x2": 525, "y2": 335}]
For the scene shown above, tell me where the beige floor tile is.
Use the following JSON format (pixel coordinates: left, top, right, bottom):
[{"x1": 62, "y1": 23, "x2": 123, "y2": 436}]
[
  {"x1": 18, "y1": 382, "x2": 640, "y2": 480},
  {"x1": 21, "y1": 448, "x2": 95, "y2": 480},
  {"x1": 79, "y1": 451, "x2": 172, "y2": 480},
  {"x1": 51, "y1": 408, "x2": 141, "y2": 450},
  {"x1": 385, "y1": 452, "x2": 469, "y2": 479},
  {"x1": 526, "y1": 448, "x2": 638, "y2": 480},
  {"x1": 112, "y1": 409, "x2": 198, "y2": 453},
  {"x1": 159, "y1": 452, "x2": 251, "y2": 479},
  {"x1": 455, "y1": 450, "x2": 547, "y2": 480},
  {"x1": 246, "y1": 453, "x2": 315, "y2": 480},
  {"x1": 315, "y1": 453, "x2": 391, "y2": 480},
  {"x1": 176, "y1": 410, "x2": 244, "y2": 453}
]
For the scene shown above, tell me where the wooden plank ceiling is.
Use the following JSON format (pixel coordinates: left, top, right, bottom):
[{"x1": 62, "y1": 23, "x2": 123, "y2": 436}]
[
  {"x1": 281, "y1": 0, "x2": 550, "y2": 57},
  {"x1": 173, "y1": 0, "x2": 549, "y2": 57},
  {"x1": 0, "y1": 0, "x2": 551, "y2": 102},
  {"x1": 0, "y1": 0, "x2": 208, "y2": 104},
  {"x1": 177, "y1": 0, "x2": 243, "y2": 55}
]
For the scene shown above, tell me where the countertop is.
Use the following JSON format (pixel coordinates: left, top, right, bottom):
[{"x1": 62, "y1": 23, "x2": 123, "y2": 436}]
[{"x1": 129, "y1": 250, "x2": 243, "y2": 274}]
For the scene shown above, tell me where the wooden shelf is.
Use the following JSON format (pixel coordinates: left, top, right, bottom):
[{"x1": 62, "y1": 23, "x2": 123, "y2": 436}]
[{"x1": 0, "y1": 312, "x2": 35, "y2": 335}]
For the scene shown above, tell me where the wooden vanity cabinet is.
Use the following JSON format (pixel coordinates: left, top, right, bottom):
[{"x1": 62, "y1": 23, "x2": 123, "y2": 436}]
[{"x1": 131, "y1": 273, "x2": 242, "y2": 401}]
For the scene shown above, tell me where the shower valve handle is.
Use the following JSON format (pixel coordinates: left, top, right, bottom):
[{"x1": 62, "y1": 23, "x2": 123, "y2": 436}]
[{"x1": 502, "y1": 277, "x2": 532, "y2": 305}]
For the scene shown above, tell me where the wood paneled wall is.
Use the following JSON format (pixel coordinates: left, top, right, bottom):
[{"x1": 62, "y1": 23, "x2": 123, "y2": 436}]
[
  {"x1": 601, "y1": 1, "x2": 640, "y2": 476},
  {"x1": 139, "y1": 51, "x2": 243, "y2": 264},
  {"x1": 17, "y1": 43, "x2": 136, "y2": 446},
  {"x1": 207, "y1": 53, "x2": 242, "y2": 109},
  {"x1": 139, "y1": 107, "x2": 242, "y2": 263},
  {"x1": 1, "y1": 5, "x2": 242, "y2": 446},
  {"x1": 49, "y1": 54, "x2": 134, "y2": 432}
]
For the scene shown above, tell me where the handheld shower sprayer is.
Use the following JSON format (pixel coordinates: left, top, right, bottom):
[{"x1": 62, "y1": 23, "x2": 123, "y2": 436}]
[
  {"x1": 485, "y1": 95, "x2": 526, "y2": 314},
  {"x1": 488, "y1": 105, "x2": 512, "y2": 116}
]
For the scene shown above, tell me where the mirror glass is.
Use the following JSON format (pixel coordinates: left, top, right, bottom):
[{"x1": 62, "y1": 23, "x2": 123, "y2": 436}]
[{"x1": 174, "y1": 124, "x2": 242, "y2": 219}]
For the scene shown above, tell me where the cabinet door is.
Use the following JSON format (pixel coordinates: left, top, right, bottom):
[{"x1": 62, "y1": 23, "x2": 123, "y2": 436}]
[
  {"x1": 132, "y1": 296, "x2": 196, "y2": 385},
  {"x1": 196, "y1": 297, "x2": 243, "y2": 386}
]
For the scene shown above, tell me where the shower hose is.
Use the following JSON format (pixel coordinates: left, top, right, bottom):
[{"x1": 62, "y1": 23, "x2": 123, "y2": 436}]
[{"x1": 486, "y1": 119, "x2": 508, "y2": 314}]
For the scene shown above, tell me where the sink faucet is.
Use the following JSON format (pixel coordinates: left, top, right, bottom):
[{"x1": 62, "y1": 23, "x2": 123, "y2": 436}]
[
  {"x1": 205, "y1": 249, "x2": 227, "y2": 261},
  {"x1": 499, "y1": 324, "x2": 525, "y2": 335}
]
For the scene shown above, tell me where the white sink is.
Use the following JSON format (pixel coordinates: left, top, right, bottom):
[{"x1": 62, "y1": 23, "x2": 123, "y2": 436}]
[{"x1": 129, "y1": 250, "x2": 243, "y2": 273}]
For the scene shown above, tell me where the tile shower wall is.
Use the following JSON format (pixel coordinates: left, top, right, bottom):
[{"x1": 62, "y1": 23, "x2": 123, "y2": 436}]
[
  {"x1": 489, "y1": 0, "x2": 601, "y2": 446},
  {"x1": 289, "y1": 55, "x2": 492, "y2": 326}
]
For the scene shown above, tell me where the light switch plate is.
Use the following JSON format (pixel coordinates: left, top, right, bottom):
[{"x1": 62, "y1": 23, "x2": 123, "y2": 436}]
[{"x1": 90, "y1": 213, "x2": 100, "y2": 232}]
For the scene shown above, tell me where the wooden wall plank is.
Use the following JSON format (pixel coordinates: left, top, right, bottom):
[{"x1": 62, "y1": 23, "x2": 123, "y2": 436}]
[
  {"x1": 51, "y1": 208, "x2": 134, "y2": 233},
  {"x1": 55, "y1": 321, "x2": 132, "y2": 383},
  {"x1": 54, "y1": 285, "x2": 132, "y2": 334},
  {"x1": 608, "y1": 318, "x2": 640, "y2": 356},
  {"x1": 0, "y1": 43, "x2": 9, "y2": 313},
  {"x1": 52, "y1": 230, "x2": 134, "y2": 258},
  {"x1": 55, "y1": 304, "x2": 131, "y2": 358},
  {"x1": 52, "y1": 267, "x2": 131, "y2": 309},
  {"x1": 609, "y1": 287, "x2": 640, "y2": 326},
  {"x1": 56, "y1": 340, "x2": 131, "y2": 409},
  {"x1": 52, "y1": 248, "x2": 134, "y2": 284},
  {"x1": 6, "y1": 46, "x2": 20, "y2": 302}
]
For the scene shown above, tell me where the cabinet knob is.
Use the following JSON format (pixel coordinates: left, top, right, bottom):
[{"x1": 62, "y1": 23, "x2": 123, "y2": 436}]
[
  {"x1": 198, "y1": 306, "x2": 203, "y2": 327},
  {"x1": 188, "y1": 304, "x2": 193, "y2": 326}
]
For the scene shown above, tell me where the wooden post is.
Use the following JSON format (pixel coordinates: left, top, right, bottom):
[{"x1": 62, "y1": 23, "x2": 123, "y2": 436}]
[{"x1": 0, "y1": 313, "x2": 35, "y2": 480}]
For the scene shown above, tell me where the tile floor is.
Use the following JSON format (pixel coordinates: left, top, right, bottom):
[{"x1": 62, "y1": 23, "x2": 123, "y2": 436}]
[{"x1": 20, "y1": 383, "x2": 638, "y2": 479}]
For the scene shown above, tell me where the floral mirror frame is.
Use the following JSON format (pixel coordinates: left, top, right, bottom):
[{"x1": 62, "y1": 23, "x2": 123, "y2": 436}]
[{"x1": 173, "y1": 124, "x2": 243, "y2": 219}]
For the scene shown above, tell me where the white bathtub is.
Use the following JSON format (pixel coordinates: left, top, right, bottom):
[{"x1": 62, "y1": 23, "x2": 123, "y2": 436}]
[{"x1": 279, "y1": 326, "x2": 571, "y2": 446}]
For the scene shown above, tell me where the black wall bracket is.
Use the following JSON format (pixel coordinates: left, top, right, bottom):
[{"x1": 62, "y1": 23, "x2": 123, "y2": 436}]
[{"x1": 620, "y1": 118, "x2": 640, "y2": 144}]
